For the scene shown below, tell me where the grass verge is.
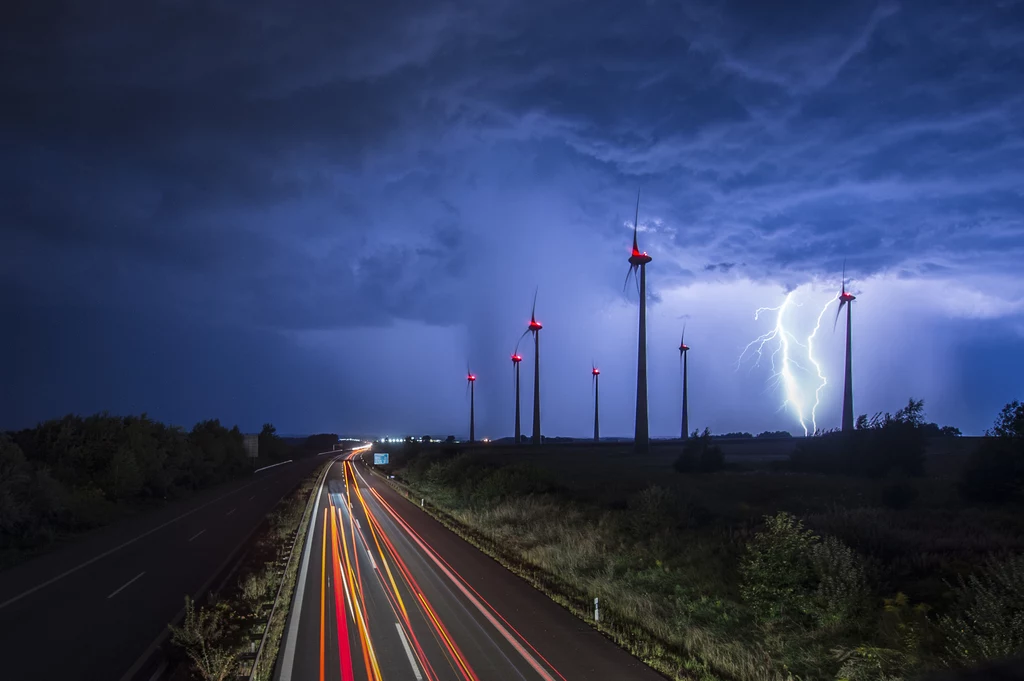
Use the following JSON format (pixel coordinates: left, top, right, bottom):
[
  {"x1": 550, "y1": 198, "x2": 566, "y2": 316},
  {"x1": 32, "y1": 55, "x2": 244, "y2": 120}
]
[{"x1": 385, "y1": 446, "x2": 1024, "y2": 681}]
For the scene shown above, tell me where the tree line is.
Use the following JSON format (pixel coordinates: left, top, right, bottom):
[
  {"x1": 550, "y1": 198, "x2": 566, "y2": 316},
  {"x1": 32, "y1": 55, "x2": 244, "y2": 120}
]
[{"x1": 0, "y1": 413, "x2": 294, "y2": 562}]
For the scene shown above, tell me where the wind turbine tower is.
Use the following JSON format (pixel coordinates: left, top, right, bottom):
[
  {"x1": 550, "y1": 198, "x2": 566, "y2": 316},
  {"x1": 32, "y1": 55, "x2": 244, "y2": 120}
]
[
  {"x1": 679, "y1": 327, "x2": 690, "y2": 440},
  {"x1": 526, "y1": 291, "x2": 543, "y2": 446},
  {"x1": 511, "y1": 352, "x2": 522, "y2": 444},
  {"x1": 834, "y1": 264, "x2": 857, "y2": 432},
  {"x1": 625, "y1": 190, "x2": 653, "y2": 455},
  {"x1": 467, "y1": 370, "x2": 477, "y2": 443},
  {"x1": 592, "y1": 364, "x2": 601, "y2": 442}
]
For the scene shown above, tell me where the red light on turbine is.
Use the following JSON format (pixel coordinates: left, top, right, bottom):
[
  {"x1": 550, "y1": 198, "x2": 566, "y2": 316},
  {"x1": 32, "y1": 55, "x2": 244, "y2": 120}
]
[
  {"x1": 511, "y1": 354, "x2": 522, "y2": 363},
  {"x1": 592, "y1": 367, "x2": 600, "y2": 376},
  {"x1": 467, "y1": 373, "x2": 476, "y2": 382},
  {"x1": 528, "y1": 319, "x2": 543, "y2": 331}
]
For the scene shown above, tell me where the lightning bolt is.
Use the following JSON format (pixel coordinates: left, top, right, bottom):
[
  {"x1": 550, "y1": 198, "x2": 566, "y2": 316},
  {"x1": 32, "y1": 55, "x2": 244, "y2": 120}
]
[
  {"x1": 737, "y1": 292, "x2": 812, "y2": 436},
  {"x1": 738, "y1": 290, "x2": 840, "y2": 437},
  {"x1": 806, "y1": 297, "x2": 836, "y2": 435}
]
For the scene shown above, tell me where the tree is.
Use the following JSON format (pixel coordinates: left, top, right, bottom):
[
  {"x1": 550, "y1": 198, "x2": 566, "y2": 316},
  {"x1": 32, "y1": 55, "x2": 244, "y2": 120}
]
[
  {"x1": 989, "y1": 400, "x2": 1024, "y2": 439},
  {"x1": 960, "y1": 400, "x2": 1024, "y2": 503},
  {"x1": 258, "y1": 423, "x2": 288, "y2": 462},
  {"x1": 674, "y1": 428, "x2": 724, "y2": 473}
]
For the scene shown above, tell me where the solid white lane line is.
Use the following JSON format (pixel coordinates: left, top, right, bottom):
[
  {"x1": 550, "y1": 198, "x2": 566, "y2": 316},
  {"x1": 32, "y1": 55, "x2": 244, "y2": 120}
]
[
  {"x1": 226, "y1": 508, "x2": 236, "y2": 516},
  {"x1": 107, "y1": 572, "x2": 145, "y2": 599},
  {"x1": 395, "y1": 622, "x2": 424, "y2": 681},
  {"x1": 248, "y1": 495, "x2": 255, "y2": 501},
  {"x1": 254, "y1": 460, "x2": 292, "y2": 473},
  {"x1": 278, "y1": 459, "x2": 336, "y2": 681},
  {"x1": 0, "y1": 479, "x2": 261, "y2": 611},
  {"x1": 188, "y1": 530, "x2": 206, "y2": 542}
]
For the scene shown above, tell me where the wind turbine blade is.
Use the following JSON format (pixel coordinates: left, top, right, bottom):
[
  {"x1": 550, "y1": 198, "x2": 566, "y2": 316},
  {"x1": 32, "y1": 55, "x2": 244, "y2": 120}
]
[
  {"x1": 531, "y1": 287, "x2": 538, "y2": 320},
  {"x1": 515, "y1": 328, "x2": 530, "y2": 354},
  {"x1": 841, "y1": 259, "x2": 847, "y2": 294},
  {"x1": 681, "y1": 323, "x2": 687, "y2": 347},
  {"x1": 622, "y1": 266, "x2": 634, "y2": 292},
  {"x1": 833, "y1": 300, "x2": 844, "y2": 332},
  {"x1": 634, "y1": 188, "x2": 640, "y2": 231}
]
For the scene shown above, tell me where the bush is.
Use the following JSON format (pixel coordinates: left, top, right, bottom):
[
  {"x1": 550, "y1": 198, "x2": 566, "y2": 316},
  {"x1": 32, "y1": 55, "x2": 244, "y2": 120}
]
[
  {"x1": 169, "y1": 596, "x2": 241, "y2": 681},
  {"x1": 809, "y1": 536, "x2": 870, "y2": 630},
  {"x1": 739, "y1": 512, "x2": 820, "y2": 627},
  {"x1": 241, "y1": 565, "x2": 276, "y2": 614},
  {"x1": 674, "y1": 428, "x2": 724, "y2": 473},
  {"x1": 790, "y1": 398, "x2": 928, "y2": 478},
  {"x1": 741, "y1": 512, "x2": 869, "y2": 633},
  {"x1": 938, "y1": 555, "x2": 1024, "y2": 664},
  {"x1": 470, "y1": 464, "x2": 555, "y2": 505}
]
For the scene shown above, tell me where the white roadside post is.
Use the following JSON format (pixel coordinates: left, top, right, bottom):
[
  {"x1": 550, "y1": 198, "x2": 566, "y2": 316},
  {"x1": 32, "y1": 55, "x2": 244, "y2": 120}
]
[{"x1": 594, "y1": 597, "x2": 600, "y2": 622}]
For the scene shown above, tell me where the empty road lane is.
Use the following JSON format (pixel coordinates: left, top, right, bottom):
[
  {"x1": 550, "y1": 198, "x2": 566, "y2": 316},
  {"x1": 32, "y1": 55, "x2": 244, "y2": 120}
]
[{"x1": 0, "y1": 455, "x2": 327, "y2": 681}]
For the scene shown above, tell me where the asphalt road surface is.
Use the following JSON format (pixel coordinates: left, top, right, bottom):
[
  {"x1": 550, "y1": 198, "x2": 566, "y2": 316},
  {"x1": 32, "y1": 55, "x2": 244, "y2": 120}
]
[
  {"x1": 0, "y1": 454, "x2": 330, "y2": 681},
  {"x1": 277, "y1": 455, "x2": 665, "y2": 681}
]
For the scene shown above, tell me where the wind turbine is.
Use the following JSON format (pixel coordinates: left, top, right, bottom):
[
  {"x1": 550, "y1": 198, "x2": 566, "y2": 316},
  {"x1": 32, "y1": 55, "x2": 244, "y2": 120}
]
[
  {"x1": 833, "y1": 262, "x2": 856, "y2": 433},
  {"x1": 511, "y1": 352, "x2": 522, "y2": 444},
  {"x1": 520, "y1": 289, "x2": 543, "y2": 446},
  {"x1": 624, "y1": 189, "x2": 653, "y2": 454},
  {"x1": 679, "y1": 326, "x2": 690, "y2": 440},
  {"x1": 467, "y1": 370, "x2": 477, "y2": 443},
  {"x1": 592, "y1": 364, "x2": 601, "y2": 442}
]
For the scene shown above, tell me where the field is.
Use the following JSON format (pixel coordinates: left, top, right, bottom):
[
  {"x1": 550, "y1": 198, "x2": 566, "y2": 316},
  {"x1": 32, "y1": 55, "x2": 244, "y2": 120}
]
[{"x1": 387, "y1": 435, "x2": 1023, "y2": 681}]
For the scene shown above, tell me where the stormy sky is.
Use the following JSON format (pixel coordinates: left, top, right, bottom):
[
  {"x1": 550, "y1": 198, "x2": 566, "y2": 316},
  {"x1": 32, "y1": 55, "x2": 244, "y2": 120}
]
[{"x1": 2, "y1": 0, "x2": 1022, "y2": 438}]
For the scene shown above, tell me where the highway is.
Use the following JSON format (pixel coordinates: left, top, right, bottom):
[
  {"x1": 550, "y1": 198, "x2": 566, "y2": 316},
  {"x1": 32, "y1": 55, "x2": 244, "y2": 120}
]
[
  {"x1": 278, "y1": 455, "x2": 665, "y2": 681},
  {"x1": 0, "y1": 454, "x2": 329, "y2": 681}
]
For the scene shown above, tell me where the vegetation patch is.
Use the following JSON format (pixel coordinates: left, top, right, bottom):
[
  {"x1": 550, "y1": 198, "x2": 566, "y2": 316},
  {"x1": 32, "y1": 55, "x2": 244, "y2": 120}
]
[
  {"x1": 168, "y1": 459, "x2": 330, "y2": 681},
  {"x1": 0, "y1": 416, "x2": 333, "y2": 568},
  {"x1": 391, "y1": 398, "x2": 1024, "y2": 681}
]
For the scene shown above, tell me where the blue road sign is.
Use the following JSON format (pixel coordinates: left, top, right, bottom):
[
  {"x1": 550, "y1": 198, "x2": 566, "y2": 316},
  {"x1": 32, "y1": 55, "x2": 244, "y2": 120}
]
[{"x1": 373, "y1": 452, "x2": 389, "y2": 465}]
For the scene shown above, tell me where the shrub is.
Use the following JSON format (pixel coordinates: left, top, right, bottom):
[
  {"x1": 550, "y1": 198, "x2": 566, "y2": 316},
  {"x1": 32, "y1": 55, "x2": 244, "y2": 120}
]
[
  {"x1": 626, "y1": 485, "x2": 679, "y2": 535},
  {"x1": 790, "y1": 399, "x2": 928, "y2": 478},
  {"x1": 741, "y1": 512, "x2": 869, "y2": 633},
  {"x1": 740, "y1": 512, "x2": 820, "y2": 627},
  {"x1": 809, "y1": 536, "x2": 870, "y2": 630},
  {"x1": 169, "y1": 596, "x2": 241, "y2": 681},
  {"x1": 674, "y1": 428, "x2": 724, "y2": 473},
  {"x1": 938, "y1": 555, "x2": 1024, "y2": 665},
  {"x1": 470, "y1": 464, "x2": 554, "y2": 505},
  {"x1": 240, "y1": 565, "x2": 276, "y2": 614}
]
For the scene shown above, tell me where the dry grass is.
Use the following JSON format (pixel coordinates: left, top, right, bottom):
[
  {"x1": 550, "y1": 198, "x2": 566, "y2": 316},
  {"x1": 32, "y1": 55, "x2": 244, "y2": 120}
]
[{"x1": 394, "y1": 441, "x2": 1024, "y2": 681}]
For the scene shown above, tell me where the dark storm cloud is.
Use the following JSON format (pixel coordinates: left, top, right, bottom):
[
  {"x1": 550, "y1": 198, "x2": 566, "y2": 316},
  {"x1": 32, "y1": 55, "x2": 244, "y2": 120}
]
[{"x1": 2, "y1": 0, "x2": 1022, "y2": 434}]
